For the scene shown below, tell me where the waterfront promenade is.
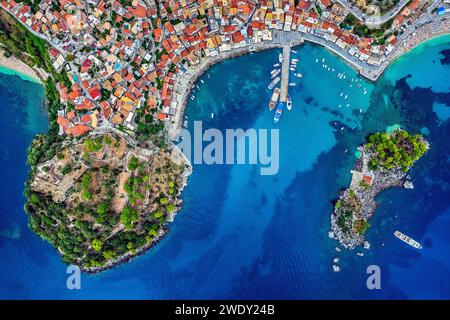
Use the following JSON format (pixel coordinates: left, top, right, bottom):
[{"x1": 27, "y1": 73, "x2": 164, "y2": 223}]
[{"x1": 169, "y1": 16, "x2": 450, "y2": 138}]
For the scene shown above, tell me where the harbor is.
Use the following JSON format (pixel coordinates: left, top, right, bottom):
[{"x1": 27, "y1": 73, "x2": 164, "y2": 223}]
[{"x1": 267, "y1": 42, "x2": 302, "y2": 124}]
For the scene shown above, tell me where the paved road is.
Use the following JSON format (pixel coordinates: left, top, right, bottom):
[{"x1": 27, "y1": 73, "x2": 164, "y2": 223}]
[{"x1": 335, "y1": 0, "x2": 410, "y2": 27}]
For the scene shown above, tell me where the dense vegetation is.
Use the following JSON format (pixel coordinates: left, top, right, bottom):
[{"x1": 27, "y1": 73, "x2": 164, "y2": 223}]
[
  {"x1": 366, "y1": 130, "x2": 427, "y2": 172},
  {"x1": 0, "y1": 6, "x2": 187, "y2": 271},
  {"x1": 0, "y1": 9, "x2": 71, "y2": 88},
  {"x1": 26, "y1": 190, "x2": 164, "y2": 267},
  {"x1": 26, "y1": 133, "x2": 185, "y2": 270},
  {"x1": 14, "y1": 1, "x2": 43, "y2": 14},
  {"x1": 334, "y1": 130, "x2": 426, "y2": 241},
  {"x1": 340, "y1": 12, "x2": 394, "y2": 44},
  {"x1": 335, "y1": 190, "x2": 365, "y2": 236}
]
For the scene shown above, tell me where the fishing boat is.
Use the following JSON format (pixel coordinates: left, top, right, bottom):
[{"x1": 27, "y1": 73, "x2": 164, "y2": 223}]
[
  {"x1": 273, "y1": 102, "x2": 284, "y2": 124},
  {"x1": 268, "y1": 76, "x2": 280, "y2": 90},
  {"x1": 288, "y1": 82, "x2": 296, "y2": 87},
  {"x1": 294, "y1": 73, "x2": 302, "y2": 78},
  {"x1": 269, "y1": 88, "x2": 280, "y2": 111},
  {"x1": 394, "y1": 231, "x2": 422, "y2": 249},
  {"x1": 279, "y1": 53, "x2": 283, "y2": 63},
  {"x1": 287, "y1": 95, "x2": 292, "y2": 111},
  {"x1": 271, "y1": 69, "x2": 281, "y2": 78}
]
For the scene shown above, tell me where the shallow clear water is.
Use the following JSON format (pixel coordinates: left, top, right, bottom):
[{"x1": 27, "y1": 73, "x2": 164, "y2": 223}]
[{"x1": 0, "y1": 36, "x2": 449, "y2": 299}]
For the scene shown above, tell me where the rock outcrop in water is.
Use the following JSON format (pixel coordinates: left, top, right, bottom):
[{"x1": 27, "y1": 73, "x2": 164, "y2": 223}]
[{"x1": 330, "y1": 129, "x2": 429, "y2": 249}]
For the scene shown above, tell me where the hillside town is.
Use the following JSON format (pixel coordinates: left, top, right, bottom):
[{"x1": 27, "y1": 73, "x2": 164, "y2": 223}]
[{"x1": 1, "y1": 0, "x2": 449, "y2": 140}]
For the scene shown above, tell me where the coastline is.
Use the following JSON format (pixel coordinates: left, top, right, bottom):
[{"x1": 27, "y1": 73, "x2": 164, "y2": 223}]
[
  {"x1": 81, "y1": 144, "x2": 192, "y2": 274},
  {"x1": 0, "y1": 50, "x2": 47, "y2": 84},
  {"x1": 82, "y1": 228, "x2": 169, "y2": 274},
  {"x1": 0, "y1": 2, "x2": 447, "y2": 274},
  {"x1": 169, "y1": 38, "x2": 304, "y2": 139},
  {"x1": 169, "y1": 25, "x2": 450, "y2": 138},
  {"x1": 330, "y1": 131, "x2": 429, "y2": 249},
  {"x1": 372, "y1": 23, "x2": 450, "y2": 81}
]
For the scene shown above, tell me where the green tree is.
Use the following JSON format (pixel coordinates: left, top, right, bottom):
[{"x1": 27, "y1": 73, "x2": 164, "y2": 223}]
[
  {"x1": 121, "y1": 206, "x2": 138, "y2": 229},
  {"x1": 128, "y1": 156, "x2": 139, "y2": 170},
  {"x1": 91, "y1": 239, "x2": 103, "y2": 252}
]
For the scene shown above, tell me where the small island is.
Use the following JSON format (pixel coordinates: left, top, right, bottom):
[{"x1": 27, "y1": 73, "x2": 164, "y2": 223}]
[
  {"x1": 330, "y1": 129, "x2": 429, "y2": 249},
  {"x1": 26, "y1": 131, "x2": 191, "y2": 273}
]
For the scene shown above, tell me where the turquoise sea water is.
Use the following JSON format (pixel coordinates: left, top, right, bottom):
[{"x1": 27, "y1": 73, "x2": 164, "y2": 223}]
[{"x1": 0, "y1": 36, "x2": 449, "y2": 299}]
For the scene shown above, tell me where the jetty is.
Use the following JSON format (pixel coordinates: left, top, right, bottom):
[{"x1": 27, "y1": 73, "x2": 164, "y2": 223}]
[{"x1": 279, "y1": 45, "x2": 290, "y2": 103}]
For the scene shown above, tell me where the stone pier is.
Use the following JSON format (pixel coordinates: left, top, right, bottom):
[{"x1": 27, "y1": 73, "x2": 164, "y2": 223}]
[{"x1": 279, "y1": 45, "x2": 290, "y2": 103}]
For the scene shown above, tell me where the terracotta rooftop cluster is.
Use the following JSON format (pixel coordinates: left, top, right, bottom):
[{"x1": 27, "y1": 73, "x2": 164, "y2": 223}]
[{"x1": 0, "y1": 0, "x2": 427, "y2": 137}]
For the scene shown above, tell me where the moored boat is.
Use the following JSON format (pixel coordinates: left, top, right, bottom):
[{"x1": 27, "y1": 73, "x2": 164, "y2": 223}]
[
  {"x1": 268, "y1": 77, "x2": 280, "y2": 90},
  {"x1": 279, "y1": 53, "x2": 283, "y2": 63},
  {"x1": 294, "y1": 73, "x2": 302, "y2": 78},
  {"x1": 394, "y1": 231, "x2": 422, "y2": 249},
  {"x1": 271, "y1": 69, "x2": 281, "y2": 78},
  {"x1": 269, "y1": 88, "x2": 280, "y2": 111},
  {"x1": 274, "y1": 102, "x2": 284, "y2": 124},
  {"x1": 287, "y1": 95, "x2": 292, "y2": 111}
]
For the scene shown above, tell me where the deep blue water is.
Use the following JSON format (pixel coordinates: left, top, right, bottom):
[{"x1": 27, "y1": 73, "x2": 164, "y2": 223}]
[{"x1": 0, "y1": 36, "x2": 449, "y2": 299}]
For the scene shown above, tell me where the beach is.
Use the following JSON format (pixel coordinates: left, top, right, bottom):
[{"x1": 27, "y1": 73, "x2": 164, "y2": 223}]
[{"x1": 0, "y1": 50, "x2": 47, "y2": 84}]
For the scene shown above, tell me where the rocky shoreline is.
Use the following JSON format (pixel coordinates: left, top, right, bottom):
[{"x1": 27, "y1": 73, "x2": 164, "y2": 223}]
[
  {"x1": 82, "y1": 227, "x2": 168, "y2": 274},
  {"x1": 330, "y1": 165, "x2": 407, "y2": 249},
  {"x1": 330, "y1": 131, "x2": 429, "y2": 250}
]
